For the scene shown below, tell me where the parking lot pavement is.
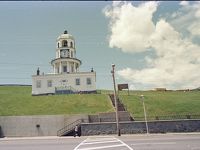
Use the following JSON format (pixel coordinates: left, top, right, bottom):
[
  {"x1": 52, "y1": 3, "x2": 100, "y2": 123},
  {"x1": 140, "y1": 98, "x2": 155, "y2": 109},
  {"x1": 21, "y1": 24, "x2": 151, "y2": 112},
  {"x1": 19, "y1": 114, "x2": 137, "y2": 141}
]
[{"x1": 74, "y1": 136, "x2": 133, "y2": 150}]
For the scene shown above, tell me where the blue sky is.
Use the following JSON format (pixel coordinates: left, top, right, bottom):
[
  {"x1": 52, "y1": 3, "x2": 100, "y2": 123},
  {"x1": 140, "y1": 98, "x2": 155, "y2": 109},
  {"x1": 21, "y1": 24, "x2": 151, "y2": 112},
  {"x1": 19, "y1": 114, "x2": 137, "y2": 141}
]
[{"x1": 0, "y1": 1, "x2": 200, "y2": 90}]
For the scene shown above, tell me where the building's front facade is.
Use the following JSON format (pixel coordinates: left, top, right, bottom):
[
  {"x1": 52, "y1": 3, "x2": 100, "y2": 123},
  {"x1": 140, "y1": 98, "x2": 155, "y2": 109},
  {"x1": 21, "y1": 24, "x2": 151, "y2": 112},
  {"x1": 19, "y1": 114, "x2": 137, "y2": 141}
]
[{"x1": 32, "y1": 31, "x2": 96, "y2": 95}]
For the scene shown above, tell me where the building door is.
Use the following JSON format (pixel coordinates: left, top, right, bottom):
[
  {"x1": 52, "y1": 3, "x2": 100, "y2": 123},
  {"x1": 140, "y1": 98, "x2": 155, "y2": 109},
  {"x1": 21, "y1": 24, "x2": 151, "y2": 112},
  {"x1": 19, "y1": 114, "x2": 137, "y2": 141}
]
[{"x1": 63, "y1": 66, "x2": 67, "y2": 73}]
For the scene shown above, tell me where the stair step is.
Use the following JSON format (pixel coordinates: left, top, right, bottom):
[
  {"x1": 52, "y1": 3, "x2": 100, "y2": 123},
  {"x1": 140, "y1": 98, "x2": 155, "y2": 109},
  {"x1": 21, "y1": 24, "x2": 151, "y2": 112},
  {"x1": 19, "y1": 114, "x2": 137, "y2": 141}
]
[{"x1": 108, "y1": 94, "x2": 134, "y2": 121}]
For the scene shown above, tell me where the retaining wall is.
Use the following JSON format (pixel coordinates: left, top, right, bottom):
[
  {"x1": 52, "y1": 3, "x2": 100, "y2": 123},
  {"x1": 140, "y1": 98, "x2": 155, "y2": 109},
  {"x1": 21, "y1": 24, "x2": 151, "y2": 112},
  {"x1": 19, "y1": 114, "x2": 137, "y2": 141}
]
[
  {"x1": 1, "y1": 115, "x2": 200, "y2": 137},
  {"x1": 89, "y1": 111, "x2": 132, "y2": 123},
  {"x1": 0, "y1": 114, "x2": 88, "y2": 137},
  {"x1": 81, "y1": 119, "x2": 200, "y2": 136}
]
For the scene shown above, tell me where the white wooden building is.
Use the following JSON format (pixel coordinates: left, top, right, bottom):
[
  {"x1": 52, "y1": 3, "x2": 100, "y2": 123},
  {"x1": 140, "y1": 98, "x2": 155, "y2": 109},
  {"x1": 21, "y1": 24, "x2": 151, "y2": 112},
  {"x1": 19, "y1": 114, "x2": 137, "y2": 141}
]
[{"x1": 32, "y1": 31, "x2": 96, "y2": 95}]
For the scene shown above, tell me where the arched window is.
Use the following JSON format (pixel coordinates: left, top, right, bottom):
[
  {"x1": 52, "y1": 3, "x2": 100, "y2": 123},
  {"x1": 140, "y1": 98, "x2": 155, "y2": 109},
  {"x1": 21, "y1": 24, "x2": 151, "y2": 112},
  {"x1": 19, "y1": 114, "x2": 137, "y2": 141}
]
[
  {"x1": 63, "y1": 40, "x2": 68, "y2": 47},
  {"x1": 70, "y1": 42, "x2": 73, "y2": 48},
  {"x1": 57, "y1": 42, "x2": 59, "y2": 48}
]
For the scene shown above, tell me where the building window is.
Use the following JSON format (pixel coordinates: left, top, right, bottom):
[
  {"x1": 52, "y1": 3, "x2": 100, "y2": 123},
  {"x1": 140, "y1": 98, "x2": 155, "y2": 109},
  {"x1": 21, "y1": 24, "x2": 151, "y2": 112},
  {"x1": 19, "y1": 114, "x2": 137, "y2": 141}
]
[
  {"x1": 70, "y1": 42, "x2": 73, "y2": 48},
  {"x1": 67, "y1": 49, "x2": 70, "y2": 57},
  {"x1": 63, "y1": 66, "x2": 67, "y2": 73},
  {"x1": 87, "y1": 78, "x2": 91, "y2": 85},
  {"x1": 76, "y1": 78, "x2": 80, "y2": 85},
  {"x1": 57, "y1": 43, "x2": 59, "y2": 48},
  {"x1": 71, "y1": 51, "x2": 73, "y2": 58},
  {"x1": 63, "y1": 40, "x2": 68, "y2": 47},
  {"x1": 47, "y1": 80, "x2": 52, "y2": 87},
  {"x1": 36, "y1": 80, "x2": 41, "y2": 88}
]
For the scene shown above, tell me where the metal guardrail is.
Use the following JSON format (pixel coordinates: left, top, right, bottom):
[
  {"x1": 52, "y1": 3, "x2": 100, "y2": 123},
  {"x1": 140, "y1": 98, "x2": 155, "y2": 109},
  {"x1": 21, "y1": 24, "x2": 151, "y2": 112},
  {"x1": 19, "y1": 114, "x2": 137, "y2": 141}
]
[
  {"x1": 134, "y1": 114, "x2": 200, "y2": 121},
  {"x1": 55, "y1": 86, "x2": 79, "y2": 95},
  {"x1": 88, "y1": 114, "x2": 200, "y2": 122}
]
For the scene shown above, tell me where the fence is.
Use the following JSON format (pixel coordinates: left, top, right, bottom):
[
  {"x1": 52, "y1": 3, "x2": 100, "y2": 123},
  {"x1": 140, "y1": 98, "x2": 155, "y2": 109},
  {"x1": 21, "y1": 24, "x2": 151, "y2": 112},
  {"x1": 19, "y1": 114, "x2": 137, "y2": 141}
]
[{"x1": 134, "y1": 114, "x2": 200, "y2": 121}]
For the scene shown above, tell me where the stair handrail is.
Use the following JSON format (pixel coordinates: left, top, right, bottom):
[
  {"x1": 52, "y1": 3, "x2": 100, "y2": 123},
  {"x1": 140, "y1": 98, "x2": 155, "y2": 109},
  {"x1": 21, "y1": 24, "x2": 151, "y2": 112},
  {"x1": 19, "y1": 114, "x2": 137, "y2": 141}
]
[{"x1": 57, "y1": 119, "x2": 83, "y2": 136}]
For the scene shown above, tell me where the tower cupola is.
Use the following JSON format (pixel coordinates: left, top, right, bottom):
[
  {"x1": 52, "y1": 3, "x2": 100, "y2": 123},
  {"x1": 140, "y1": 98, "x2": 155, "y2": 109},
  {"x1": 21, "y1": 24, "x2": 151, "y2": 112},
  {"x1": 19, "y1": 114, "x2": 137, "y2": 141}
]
[
  {"x1": 64, "y1": 30, "x2": 68, "y2": 34},
  {"x1": 51, "y1": 31, "x2": 81, "y2": 74}
]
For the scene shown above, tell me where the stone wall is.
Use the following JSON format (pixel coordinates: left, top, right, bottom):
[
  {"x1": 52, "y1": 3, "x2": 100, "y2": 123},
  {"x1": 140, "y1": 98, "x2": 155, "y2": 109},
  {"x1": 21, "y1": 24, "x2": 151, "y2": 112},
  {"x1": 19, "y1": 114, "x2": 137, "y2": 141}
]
[
  {"x1": 0, "y1": 114, "x2": 88, "y2": 137},
  {"x1": 89, "y1": 111, "x2": 132, "y2": 123},
  {"x1": 81, "y1": 119, "x2": 200, "y2": 136}
]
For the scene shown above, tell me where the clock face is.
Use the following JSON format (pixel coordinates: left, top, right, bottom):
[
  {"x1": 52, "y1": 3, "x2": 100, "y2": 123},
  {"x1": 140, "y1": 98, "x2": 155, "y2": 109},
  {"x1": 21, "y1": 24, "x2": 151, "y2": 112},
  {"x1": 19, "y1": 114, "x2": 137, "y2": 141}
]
[{"x1": 60, "y1": 49, "x2": 69, "y2": 58}]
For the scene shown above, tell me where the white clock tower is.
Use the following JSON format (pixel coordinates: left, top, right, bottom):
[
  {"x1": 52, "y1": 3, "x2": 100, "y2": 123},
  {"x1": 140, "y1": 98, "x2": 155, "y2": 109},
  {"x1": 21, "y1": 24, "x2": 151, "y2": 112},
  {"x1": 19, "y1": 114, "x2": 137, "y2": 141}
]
[
  {"x1": 32, "y1": 30, "x2": 96, "y2": 95},
  {"x1": 51, "y1": 30, "x2": 81, "y2": 74}
]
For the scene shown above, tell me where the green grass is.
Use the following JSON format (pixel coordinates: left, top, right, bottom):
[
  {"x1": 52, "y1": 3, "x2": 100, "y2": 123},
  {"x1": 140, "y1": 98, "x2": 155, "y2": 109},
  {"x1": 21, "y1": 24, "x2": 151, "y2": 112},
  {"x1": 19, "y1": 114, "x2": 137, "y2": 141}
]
[
  {"x1": 1, "y1": 86, "x2": 200, "y2": 118},
  {"x1": 0, "y1": 86, "x2": 114, "y2": 116},
  {"x1": 119, "y1": 91, "x2": 200, "y2": 119}
]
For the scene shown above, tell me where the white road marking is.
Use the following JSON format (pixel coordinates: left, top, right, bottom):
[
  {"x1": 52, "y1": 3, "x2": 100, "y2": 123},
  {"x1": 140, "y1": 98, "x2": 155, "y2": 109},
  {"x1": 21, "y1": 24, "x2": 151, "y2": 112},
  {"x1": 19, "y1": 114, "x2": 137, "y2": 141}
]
[
  {"x1": 74, "y1": 138, "x2": 88, "y2": 150},
  {"x1": 77, "y1": 144, "x2": 126, "y2": 150},
  {"x1": 85, "y1": 137, "x2": 116, "y2": 142},
  {"x1": 83, "y1": 140, "x2": 119, "y2": 145},
  {"x1": 74, "y1": 136, "x2": 133, "y2": 150},
  {"x1": 115, "y1": 138, "x2": 133, "y2": 150}
]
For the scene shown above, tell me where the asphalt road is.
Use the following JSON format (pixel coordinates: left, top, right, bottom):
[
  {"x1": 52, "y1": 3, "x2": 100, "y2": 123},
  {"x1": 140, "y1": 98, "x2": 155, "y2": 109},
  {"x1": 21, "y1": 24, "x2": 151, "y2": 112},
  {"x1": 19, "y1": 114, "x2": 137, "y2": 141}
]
[{"x1": 1, "y1": 133, "x2": 200, "y2": 150}]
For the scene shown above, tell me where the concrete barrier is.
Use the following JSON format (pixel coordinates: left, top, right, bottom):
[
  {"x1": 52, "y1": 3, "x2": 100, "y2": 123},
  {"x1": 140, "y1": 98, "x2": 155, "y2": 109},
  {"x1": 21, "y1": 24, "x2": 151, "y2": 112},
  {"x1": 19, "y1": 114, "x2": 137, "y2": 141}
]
[
  {"x1": 0, "y1": 114, "x2": 88, "y2": 137},
  {"x1": 1, "y1": 115, "x2": 199, "y2": 137}
]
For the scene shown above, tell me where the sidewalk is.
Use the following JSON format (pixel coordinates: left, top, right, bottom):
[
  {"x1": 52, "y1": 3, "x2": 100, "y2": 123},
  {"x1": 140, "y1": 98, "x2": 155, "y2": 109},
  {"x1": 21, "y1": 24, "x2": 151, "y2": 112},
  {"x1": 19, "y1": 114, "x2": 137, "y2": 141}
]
[
  {"x1": 0, "y1": 136, "x2": 82, "y2": 141},
  {"x1": 1, "y1": 132, "x2": 200, "y2": 141}
]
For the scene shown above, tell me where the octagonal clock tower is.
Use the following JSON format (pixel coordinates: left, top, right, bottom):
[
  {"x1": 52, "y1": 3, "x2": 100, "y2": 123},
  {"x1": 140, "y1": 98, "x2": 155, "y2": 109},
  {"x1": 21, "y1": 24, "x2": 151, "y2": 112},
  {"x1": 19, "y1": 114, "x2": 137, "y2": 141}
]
[{"x1": 51, "y1": 30, "x2": 81, "y2": 74}]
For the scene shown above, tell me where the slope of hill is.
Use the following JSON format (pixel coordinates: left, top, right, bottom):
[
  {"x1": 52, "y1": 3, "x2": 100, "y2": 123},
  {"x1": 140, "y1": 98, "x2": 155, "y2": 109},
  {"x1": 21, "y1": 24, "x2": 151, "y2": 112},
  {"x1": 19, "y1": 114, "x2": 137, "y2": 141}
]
[
  {"x1": 1, "y1": 86, "x2": 200, "y2": 118},
  {"x1": 119, "y1": 90, "x2": 200, "y2": 119},
  {"x1": 0, "y1": 86, "x2": 113, "y2": 116}
]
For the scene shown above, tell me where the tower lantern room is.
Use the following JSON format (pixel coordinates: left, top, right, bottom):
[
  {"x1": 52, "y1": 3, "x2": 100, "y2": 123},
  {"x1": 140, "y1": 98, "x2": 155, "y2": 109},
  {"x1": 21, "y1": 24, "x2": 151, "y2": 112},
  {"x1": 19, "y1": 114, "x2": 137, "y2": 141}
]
[{"x1": 51, "y1": 31, "x2": 81, "y2": 74}]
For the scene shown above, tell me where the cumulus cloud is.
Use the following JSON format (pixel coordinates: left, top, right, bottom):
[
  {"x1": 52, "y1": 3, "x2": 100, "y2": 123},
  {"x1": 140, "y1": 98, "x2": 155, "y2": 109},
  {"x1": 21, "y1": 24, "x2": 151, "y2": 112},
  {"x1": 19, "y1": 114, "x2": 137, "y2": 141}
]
[
  {"x1": 104, "y1": 2, "x2": 200, "y2": 90},
  {"x1": 189, "y1": 3, "x2": 200, "y2": 36},
  {"x1": 104, "y1": 1, "x2": 158, "y2": 53},
  {"x1": 188, "y1": 22, "x2": 200, "y2": 36},
  {"x1": 170, "y1": 2, "x2": 200, "y2": 37}
]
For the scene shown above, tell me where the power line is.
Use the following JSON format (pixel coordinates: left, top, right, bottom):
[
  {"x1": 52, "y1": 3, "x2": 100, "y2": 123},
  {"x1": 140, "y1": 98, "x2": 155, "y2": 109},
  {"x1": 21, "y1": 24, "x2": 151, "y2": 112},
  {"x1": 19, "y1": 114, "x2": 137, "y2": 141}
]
[
  {"x1": 0, "y1": 76, "x2": 31, "y2": 79},
  {"x1": 0, "y1": 62, "x2": 49, "y2": 66},
  {"x1": 0, "y1": 62, "x2": 110, "y2": 69}
]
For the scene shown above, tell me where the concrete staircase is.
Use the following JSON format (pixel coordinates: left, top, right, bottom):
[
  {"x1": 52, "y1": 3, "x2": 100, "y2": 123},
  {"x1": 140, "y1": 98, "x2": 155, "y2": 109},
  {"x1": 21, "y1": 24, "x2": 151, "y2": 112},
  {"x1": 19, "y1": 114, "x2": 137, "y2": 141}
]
[
  {"x1": 109, "y1": 94, "x2": 126, "y2": 111},
  {"x1": 57, "y1": 119, "x2": 83, "y2": 136},
  {"x1": 109, "y1": 94, "x2": 134, "y2": 121}
]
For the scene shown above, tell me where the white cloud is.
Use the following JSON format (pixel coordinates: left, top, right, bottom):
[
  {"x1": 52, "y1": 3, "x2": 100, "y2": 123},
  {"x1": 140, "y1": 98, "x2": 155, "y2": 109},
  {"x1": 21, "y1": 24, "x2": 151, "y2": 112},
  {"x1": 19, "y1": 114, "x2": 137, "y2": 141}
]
[
  {"x1": 129, "y1": 83, "x2": 136, "y2": 90},
  {"x1": 180, "y1": 1, "x2": 189, "y2": 6},
  {"x1": 188, "y1": 22, "x2": 200, "y2": 36},
  {"x1": 170, "y1": 2, "x2": 200, "y2": 37},
  {"x1": 104, "y1": 1, "x2": 158, "y2": 53},
  {"x1": 104, "y1": 2, "x2": 200, "y2": 90}
]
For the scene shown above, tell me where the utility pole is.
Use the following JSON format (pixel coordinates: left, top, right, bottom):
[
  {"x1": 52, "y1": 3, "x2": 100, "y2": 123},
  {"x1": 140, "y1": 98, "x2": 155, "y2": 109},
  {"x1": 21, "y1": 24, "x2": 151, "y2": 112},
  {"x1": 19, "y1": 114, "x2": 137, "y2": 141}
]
[
  {"x1": 140, "y1": 95, "x2": 149, "y2": 134},
  {"x1": 111, "y1": 64, "x2": 120, "y2": 136}
]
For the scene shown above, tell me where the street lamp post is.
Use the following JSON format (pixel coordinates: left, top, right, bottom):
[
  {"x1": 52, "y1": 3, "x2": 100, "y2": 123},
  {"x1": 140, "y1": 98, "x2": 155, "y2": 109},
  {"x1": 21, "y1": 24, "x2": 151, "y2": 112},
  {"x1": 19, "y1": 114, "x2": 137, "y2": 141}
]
[
  {"x1": 111, "y1": 64, "x2": 120, "y2": 136},
  {"x1": 140, "y1": 95, "x2": 149, "y2": 134}
]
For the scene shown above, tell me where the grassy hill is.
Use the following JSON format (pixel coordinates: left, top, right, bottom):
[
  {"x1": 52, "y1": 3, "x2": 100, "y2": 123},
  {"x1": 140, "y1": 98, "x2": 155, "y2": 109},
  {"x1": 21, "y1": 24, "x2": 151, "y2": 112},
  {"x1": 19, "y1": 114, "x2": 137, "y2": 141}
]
[
  {"x1": 0, "y1": 86, "x2": 114, "y2": 116},
  {"x1": 118, "y1": 90, "x2": 200, "y2": 119},
  {"x1": 0, "y1": 86, "x2": 200, "y2": 118}
]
